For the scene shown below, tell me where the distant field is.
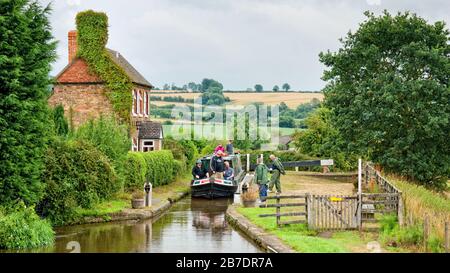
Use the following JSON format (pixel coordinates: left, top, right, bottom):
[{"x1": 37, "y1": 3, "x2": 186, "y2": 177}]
[
  {"x1": 162, "y1": 124, "x2": 299, "y2": 138},
  {"x1": 152, "y1": 91, "x2": 323, "y2": 108}
]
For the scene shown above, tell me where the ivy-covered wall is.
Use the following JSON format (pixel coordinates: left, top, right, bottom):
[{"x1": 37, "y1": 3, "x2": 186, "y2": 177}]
[{"x1": 75, "y1": 10, "x2": 132, "y2": 123}]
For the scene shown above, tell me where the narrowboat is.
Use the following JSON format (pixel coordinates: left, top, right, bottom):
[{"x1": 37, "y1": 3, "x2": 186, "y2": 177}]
[{"x1": 191, "y1": 154, "x2": 245, "y2": 199}]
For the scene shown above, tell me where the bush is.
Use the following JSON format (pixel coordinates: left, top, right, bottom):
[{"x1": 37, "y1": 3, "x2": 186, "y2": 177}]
[
  {"x1": 72, "y1": 116, "x2": 130, "y2": 167},
  {"x1": 0, "y1": 206, "x2": 54, "y2": 249},
  {"x1": 37, "y1": 139, "x2": 119, "y2": 225},
  {"x1": 123, "y1": 152, "x2": 147, "y2": 192},
  {"x1": 141, "y1": 150, "x2": 176, "y2": 187},
  {"x1": 163, "y1": 137, "x2": 198, "y2": 168}
]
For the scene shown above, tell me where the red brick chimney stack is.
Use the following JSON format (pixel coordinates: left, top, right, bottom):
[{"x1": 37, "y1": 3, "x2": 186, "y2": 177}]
[{"x1": 68, "y1": 30, "x2": 78, "y2": 63}]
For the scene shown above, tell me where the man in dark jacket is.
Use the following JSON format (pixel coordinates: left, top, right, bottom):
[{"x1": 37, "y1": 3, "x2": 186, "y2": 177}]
[
  {"x1": 254, "y1": 157, "x2": 269, "y2": 202},
  {"x1": 192, "y1": 160, "x2": 208, "y2": 180},
  {"x1": 268, "y1": 154, "x2": 285, "y2": 194},
  {"x1": 210, "y1": 150, "x2": 225, "y2": 179},
  {"x1": 226, "y1": 140, "x2": 234, "y2": 155}
]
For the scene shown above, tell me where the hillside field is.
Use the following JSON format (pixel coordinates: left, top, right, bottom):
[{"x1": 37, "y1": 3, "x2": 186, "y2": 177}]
[{"x1": 152, "y1": 91, "x2": 324, "y2": 108}]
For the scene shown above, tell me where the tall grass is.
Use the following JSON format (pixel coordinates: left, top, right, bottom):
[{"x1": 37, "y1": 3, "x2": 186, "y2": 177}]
[{"x1": 388, "y1": 175, "x2": 450, "y2": 247}]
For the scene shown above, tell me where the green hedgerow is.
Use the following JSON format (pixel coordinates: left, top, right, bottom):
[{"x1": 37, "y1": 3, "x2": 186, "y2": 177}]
[
  {"x1": 141, "y1": 150, "x2": 176, "y2": 187},
  {"x1": 37, "y1": 139, "x2": 119, "y2": 225},
  {"x1": 76, "y1": 10, "x2": 133, "y2": 123},
  {"x1": 0, "y1": 207, "x2": 54, "y2": 249},
  {"x1": 123, "y1": 152, "x2": 147, "y2": 192}
]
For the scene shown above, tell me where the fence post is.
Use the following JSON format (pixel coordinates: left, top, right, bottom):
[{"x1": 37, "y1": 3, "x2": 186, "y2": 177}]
[
  {"x1": 357, "y1": 159, "x2": 362, "y2": 231},
  {"x1": 246, "y1": 153, "x2": 250, "y2": 172},
  {"x1": 423, "y1": 216, "x2": 429, "y2": 252},
  {"x1": 276, "y1": 195, "x2": 280, "y2": 226},
  {"x1": 398, "y1": 192, "x2": 404, "y2": 227},
  {"x1": 445, "y1": 222, "x2": 449, "y2": 253},
  {"x1": 305, "y1": 193, "x2": 310, "y2": 228}
]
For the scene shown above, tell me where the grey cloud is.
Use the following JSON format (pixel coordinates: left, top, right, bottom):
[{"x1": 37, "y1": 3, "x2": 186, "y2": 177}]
[{"x1": 41, "y1": 0, "x2": 449, "y2": 91}]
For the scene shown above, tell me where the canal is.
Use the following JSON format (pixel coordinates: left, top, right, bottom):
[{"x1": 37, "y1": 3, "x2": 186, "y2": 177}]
[{"x1": 21, "y1": 197, "x2": 262, "y2": 253}]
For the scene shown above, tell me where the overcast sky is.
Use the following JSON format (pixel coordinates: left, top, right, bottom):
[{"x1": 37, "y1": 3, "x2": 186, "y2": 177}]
[{"x1": 40, "y1": 0, "x2": 449, "y2": 91}]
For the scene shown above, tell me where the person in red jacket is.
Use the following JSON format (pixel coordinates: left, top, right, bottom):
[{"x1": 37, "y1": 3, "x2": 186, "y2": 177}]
[{"x1": 214, "y1": 144, "x2": 225, "y2": 155}]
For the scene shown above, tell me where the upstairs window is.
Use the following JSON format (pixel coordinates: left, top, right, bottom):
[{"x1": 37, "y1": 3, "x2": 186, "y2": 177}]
[
  {"x1": 143, "y1": 91, "x2": 148, "y2": 117},
  {"x1": 139, "y1": 90, "x2": 143, "y2": 116},
  {"x1": 132, "y1": 90, "x2": 137, "y2": 116}
]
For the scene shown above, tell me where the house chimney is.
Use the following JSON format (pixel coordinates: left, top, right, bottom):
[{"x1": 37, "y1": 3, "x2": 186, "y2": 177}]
[{"x1": 68, "y1": 30, "x2": 78, "y2": 63}]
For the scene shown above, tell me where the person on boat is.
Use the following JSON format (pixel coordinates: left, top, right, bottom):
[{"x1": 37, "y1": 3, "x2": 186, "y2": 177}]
[
  {"x1": 226, "y1": 140, "x2": 234, "y2": 155},
  {"x1": 210, "y1": 150, "x2": 225, "y2": 179},
  {"x1": 268, "y1": 154, "x2": 285, "y2": 194},
  {"x1": 192, "y1": 160, "x2": 208, "y2": 180},
  {"x1": 223, "y1": 161, "x2": 234, "y2": 181},
  {"x1": 214, "y1": 144, "x2": 225, "y2": 155},
  {"x1": 254, "y1": 157, "x2": 269, "y2": 202}
]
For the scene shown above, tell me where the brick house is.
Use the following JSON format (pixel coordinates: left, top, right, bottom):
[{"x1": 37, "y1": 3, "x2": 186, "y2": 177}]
[{"x1": 49, "y1": 30, "x2": 163, "y2": 152}]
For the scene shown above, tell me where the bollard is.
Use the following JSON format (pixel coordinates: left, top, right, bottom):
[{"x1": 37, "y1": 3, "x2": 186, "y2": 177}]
[{"x1": 144, "y1": 181, "x2": 152, "y2": 207}]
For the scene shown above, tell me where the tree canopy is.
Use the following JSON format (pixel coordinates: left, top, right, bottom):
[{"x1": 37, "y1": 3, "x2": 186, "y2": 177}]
[
  {"x1": 282, "y1": 83, "x2": 291, "y2": 91},
  {"x1": 320, "y1": 11, "x2": 450, "y2": 188},
  {"x1": 0, "y1": 0, "x2": 57, "y2": 205}
]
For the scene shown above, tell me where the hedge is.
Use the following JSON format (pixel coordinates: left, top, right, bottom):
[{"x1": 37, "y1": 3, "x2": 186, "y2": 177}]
[
  {"x1": 123, "y1": 152, "x2": 147, "y2": 191},
  {"x1": 142, "y1": 150, "x2": 176, "y2": 187},
  {"x1": 123, "y1": 150, "x2": 180, "y2": 191},
  {"x1": 37, "y1": 139, "x2": 119, "y2": 225}
]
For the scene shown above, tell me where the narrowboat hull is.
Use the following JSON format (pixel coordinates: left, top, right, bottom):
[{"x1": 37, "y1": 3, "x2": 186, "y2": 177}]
[{"x1": 191, "y1": 178, "x2": 238, "y2": 199}]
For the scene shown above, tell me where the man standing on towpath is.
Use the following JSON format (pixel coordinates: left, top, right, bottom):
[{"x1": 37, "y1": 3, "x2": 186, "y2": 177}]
[{"x1": 268, "y1": 154, "x2": 285, "y2": 194}]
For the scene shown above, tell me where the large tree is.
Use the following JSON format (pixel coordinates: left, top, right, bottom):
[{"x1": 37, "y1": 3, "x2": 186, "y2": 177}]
[
  {"x1": 0, "y1": 0, "x2": 57, "y2": 205},
  {"x1": 254, "y1": 84, "x2": 263, "y2": 92},
  {"x1": 320, "y1": 11, "x2": 450, "y2": 188}
]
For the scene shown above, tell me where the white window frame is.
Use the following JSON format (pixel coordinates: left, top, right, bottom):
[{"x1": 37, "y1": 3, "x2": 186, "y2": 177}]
[
  {"x1": 142, "y1": 140, "x2": 154, "y2": 152},
  {"x1": 132, "y1": 138, "x2": 138, "y2": 151},
  {"x1": 137, "y1": 90, "x2": 142, "y2": 116},
  {"x1": 132, "y1": 90, "x2": 137, "y2": 116},
  {"x1": 143, "y1": 91, "x2": 148, "y2": 117}
]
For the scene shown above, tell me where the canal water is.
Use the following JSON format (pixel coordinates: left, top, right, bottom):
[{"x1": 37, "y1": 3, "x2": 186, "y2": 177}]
[{"x1": 17, "y1": 197, "x2": 262, "y2": 253}]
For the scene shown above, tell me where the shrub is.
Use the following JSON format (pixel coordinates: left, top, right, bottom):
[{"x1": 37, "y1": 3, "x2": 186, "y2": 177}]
[
  {"x1": 141, "y1": 150, "x2": 176, "y2": 187},
  {"x1": 163, "y1": 137, "x2": 198, "y2": 167},
  {"x1": 52, "y1": 104, "x2": 69, "y2": 136},
  {"x1": 37, "y1": 139, "x2": 119, "y2": 225},
  {"x1": 0, "y1": 207, "x2": 54, "y2": 249},
  {"x1": 72, "y1": 116, "x2": 130, "y2": 167},
  {"x1": 123, "y1": 152, "x2": 147, "y2": 192}
]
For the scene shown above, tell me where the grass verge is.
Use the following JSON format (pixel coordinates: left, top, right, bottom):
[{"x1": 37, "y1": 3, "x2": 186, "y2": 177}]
[{"x1": 236, "y1": 206, "x2": 378, "y2": 253}]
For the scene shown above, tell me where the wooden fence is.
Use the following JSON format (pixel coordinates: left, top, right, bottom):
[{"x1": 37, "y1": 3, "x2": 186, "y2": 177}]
[
  {"x1": 258, "y1": 162, "x2": 404, "y2": 231},
  {"x1": 308, "y1": 195, "x2": 359, "y2": 230},
  {"x1": 259, "y1": 195, "x2": 307, "y2": 226},
  {"x1": 259, "y1": 194, "x2": 358, "y2": 230},
  {"x1": 361, "y1": 163, "x2": 403, "y2": 227}
]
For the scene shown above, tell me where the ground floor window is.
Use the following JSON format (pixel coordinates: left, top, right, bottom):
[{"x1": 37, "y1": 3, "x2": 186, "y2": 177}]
[{"x1": 142, "y1": 140, "x2": 154, "y2": 152}]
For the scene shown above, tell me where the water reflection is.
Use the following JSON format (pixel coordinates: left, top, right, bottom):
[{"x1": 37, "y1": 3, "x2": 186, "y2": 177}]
[{"x1": 8, "y1": 197, "x2": 261, "y2": 253}]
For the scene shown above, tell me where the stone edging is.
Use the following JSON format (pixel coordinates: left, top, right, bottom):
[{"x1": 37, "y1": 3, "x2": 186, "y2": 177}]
[
  {"x1": 225, "y1": 205, "x2": 296, "y2": 253},
  {"x1": 78, "y1": 191, "x2": 189, "y2": 225}
]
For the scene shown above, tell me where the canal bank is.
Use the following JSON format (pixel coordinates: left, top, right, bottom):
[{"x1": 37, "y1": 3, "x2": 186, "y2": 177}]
[
  {"x1": 72, "y1": 174, "x2": 192, "y2": 225},
  {"x1": 226, "y1": 205, "x2": 295, "y2": 253}
]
